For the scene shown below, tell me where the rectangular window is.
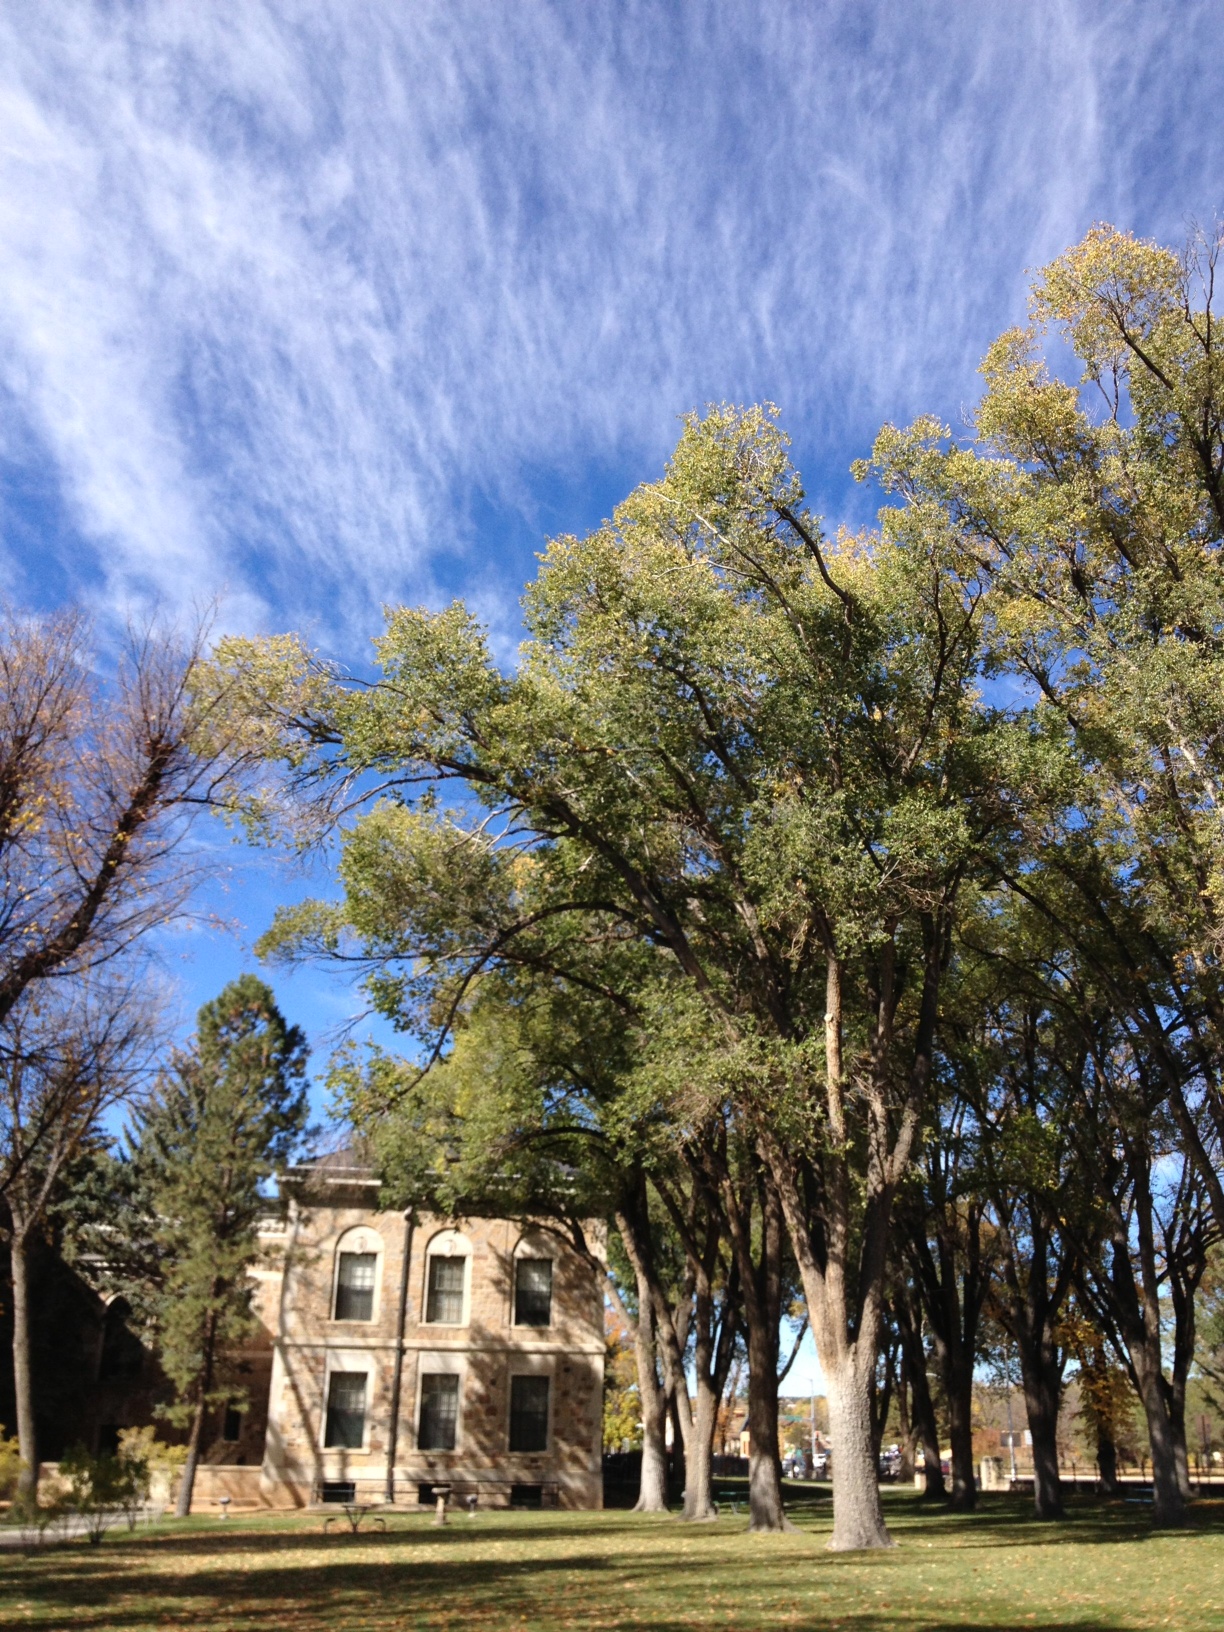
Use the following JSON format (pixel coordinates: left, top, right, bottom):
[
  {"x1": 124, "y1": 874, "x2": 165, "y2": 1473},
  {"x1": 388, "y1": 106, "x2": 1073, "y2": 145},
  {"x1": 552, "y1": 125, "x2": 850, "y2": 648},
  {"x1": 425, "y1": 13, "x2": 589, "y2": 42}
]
[
  {"x1": 334, "y1": 1252, "x2": 378, "y2": 1321},
  {"x1": 426, "y1": 1256, "x2": 466, "y2": 1324},
  {"x1": 509, "y1": 1374, "x2": 550, "y2": 1452},
  {"x1": 324, "y1": 1371, "x2": 367, "y2": 1449},
  {"x1": 514, "y1": 1258, "x2": 553, "y2": 1327},
  {"x1": 222, "y1": 1402, "x2": 242, "y2": 1442},
  {"x1": 418, "y1": 1373, "x2": 460, "y2": 1451}
]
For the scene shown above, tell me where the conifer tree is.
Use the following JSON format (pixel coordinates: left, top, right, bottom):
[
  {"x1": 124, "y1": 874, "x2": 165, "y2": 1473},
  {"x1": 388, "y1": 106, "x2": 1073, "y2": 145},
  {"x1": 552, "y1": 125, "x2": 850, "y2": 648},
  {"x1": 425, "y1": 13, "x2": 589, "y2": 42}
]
[{"x1": 138, "y1": 975, "x2": 308, "y2": 1516}]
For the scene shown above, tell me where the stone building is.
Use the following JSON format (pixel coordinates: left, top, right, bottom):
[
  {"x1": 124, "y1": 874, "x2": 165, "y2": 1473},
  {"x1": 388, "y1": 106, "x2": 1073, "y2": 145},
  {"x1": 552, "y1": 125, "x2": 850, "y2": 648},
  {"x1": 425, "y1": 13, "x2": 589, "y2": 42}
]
[{"x1": 199, "y1": 1151, "x2": 606, "y2": 1512}]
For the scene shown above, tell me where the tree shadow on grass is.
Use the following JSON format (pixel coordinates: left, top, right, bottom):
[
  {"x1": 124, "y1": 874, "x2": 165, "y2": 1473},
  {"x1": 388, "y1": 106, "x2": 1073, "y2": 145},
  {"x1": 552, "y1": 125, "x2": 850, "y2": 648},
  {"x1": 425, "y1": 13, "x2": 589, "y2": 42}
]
[
  {"x1": 0, "y1": 1547, "x2": 1150, "y2": 1632},
  {"x1": 6, "y1": 1501, "x2": 1221, "y2": 1632},
  {"x1": 867, "y1": 1493, "x2": 1224, "y2": 1551}
]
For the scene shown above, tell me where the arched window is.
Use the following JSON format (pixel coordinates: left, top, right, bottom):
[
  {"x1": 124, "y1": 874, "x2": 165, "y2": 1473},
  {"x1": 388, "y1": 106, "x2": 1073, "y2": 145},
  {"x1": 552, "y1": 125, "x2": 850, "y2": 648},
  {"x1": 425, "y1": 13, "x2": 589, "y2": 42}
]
[
  {"x1": 512, "y1": 1233, "x2": 554, "y2": 1328},
  {"x1": 424, "y1": 1229, "x2": 471, "y2": 1326},
  {"x1": 332, "y1": 1226, "x2": 383, "y2": 1322}
]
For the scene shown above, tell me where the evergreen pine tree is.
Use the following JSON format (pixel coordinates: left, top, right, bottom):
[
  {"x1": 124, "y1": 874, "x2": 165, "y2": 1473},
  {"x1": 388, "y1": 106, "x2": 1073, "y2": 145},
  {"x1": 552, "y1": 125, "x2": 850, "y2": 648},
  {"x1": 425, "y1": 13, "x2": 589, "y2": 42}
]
[{"x1": 138, "y1": 975, "x2": 308, "y2": 1516}]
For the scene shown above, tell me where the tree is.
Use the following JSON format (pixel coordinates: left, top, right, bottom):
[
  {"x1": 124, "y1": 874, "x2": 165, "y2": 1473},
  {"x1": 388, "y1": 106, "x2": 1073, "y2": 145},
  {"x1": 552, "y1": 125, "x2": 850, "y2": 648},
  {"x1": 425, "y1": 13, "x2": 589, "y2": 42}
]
[
  {"x1": 892, "y1": 1279, "x2": 947, "y2": 1499},
  {"x1": 339, "y1": 964, "x2": 737, "y2": 1520},
  {"x1": 0, "y1": 610, "x2": 249, "y2": 1027},
  {"x1": 1070, "y1": 1063, "x2": 1213, "y2": 1526},
  {"x1": 863, "y1": 225, "x2": 1224, "y2": 1244},
  {"x1": 339, "y1": 943, "x2": 686, "y2": 1515},
  {"x1": 602, "y1": 1300, "x2": 642, "y2": 1453},
  {"x1": 0, "y1": 980, "x2": 155, "y2": 1503},
  {"x1": 864, "y1": 225, "x2": 1224, "y2": 1523},
  {"x1": 962, "y1": 968, "x2": 1082, "y2": 1521},
  {"x1": 1059, "y1": 1304, "x2": 1136, "y2": 1494},
  {"x1": 896, "y1": 1080, "x2": 993, "y2": 1511},
  {"x1": 0, "y1": 606, "x2": 256, "y2": 1502},
  {"x1": 136, "y1": 976, "x2": 308, "y2": 1517},
  {"x1": 217, "y1": 403, "x2": 1007, "y2": 1548}
]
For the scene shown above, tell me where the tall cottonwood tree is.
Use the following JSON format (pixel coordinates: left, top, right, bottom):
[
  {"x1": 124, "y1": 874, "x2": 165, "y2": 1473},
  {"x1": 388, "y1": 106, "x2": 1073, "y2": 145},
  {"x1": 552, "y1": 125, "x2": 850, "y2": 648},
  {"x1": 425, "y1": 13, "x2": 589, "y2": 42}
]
[
  {"x1": 217, "y1": 404, "x2": 1009, "y2": 1548},
  {"x1": 865, "y1": 225, "x2": 1224, "y2": 1245},
  {"x1": 1068, "y1": 1046, "x2": 1214, "y2": 1527}
]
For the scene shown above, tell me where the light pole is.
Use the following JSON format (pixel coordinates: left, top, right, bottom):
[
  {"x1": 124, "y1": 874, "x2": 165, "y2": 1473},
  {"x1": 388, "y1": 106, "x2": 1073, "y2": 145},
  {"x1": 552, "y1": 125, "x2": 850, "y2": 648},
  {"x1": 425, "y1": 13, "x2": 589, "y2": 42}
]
[{"x1": 1002, "y1": 1343, "x2": 1019, "y2": 1482}]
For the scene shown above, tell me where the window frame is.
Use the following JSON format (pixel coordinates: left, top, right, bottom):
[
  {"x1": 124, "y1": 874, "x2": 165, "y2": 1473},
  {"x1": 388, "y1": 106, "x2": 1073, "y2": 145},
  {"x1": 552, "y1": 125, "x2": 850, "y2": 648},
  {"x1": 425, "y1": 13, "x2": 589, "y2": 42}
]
[
  {"x1": 330, "y1": 1228, "x2": 383, "y2": 1325},
  {"x1": 333, "y1": 1250, "x2": 379, "y2": 1323},
  {"x1": 512, "y1": 1254, "x2": 554, "y2": 1328},
  {"x1": 508, "y1": 1371, "x2": 552, "y2": 1454},
  {"x1": 422, "y1": 1232, "x2": 471, "y2": 1327},
  {"x1": 417, "y1": 1371, "x2": 461, "y2": 1452},
  {"x1": 412, "y1": 1353, "x2": 465, "y2": 1453},
  {"x1": 322, "y1": 1368, "x2": 370, "y2": 1451}
]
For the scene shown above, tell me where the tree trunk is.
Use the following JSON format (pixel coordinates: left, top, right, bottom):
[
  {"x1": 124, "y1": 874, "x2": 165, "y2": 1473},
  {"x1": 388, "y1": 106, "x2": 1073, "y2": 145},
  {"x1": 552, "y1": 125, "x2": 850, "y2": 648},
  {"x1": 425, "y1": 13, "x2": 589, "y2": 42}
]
[
  {"x1": 10, "y1": 1224, "x2": 36, "y2": 1506},
  {"x1": 825, "y1": 1353, "x2": 893, "y2": 1550},
  {"x1": 636, "y1": 1407, "x2": 669, "y2": 1513},
  {"x1": 907, "y1": 1198, "x2": 988, "y2": 1514},
  {"x1": 759, "y1": 934, "x2": 943, "y2": 1550},
  {"x1": 175, "y1": 1303, "x2": 218, "y2": 1519},
  {"x1": 1168, "y1": 1261, "x2": 1196, "y2": 1503},
  {"x1": 1171, "y1": 1406, "x2": 1193, "y2": 1503},
  {"x1": 1133, "y1": 1359, "x2": 1187, "y2": 1528},
  {"x1": 684, "y1": 1372, "x2": 719, "y2": 1521},
  {"x1": 714, "y1": 1159, "x2": 793, "y2": 1530},
  {"x1": 896, "y1": 1294, "x2": 945, "y2": 1499},
  {"x1": 768, "y1": 1149, "x2": 902, "y2": 1544},
  {"x1": 743, "y1": 1316, "x2": 792, "y2": 1530},
  {"x1": 1017, "y1": 1341, "x2": 1063, "y2": 1521},
  {"x1": 616, "y1": 1206, "x2": 704, "y2": 1515},
  {"x1": 1084, "y1": 1165, "x2": 1192, "y2": 1528},
  {"x1": 912, "y1": 1382, "x2": 945, "y2": 1499},
  {"x1": 676, "y1": 1222, "x2": 737, "y2": 1523},
  {"x1": 1095, "y1": 1421, "x2": 1119, "y2": 1495},
  {"x1": 176, "y1": 1395, "x2": 206, "y2": 1518},
  {"x1": 944, "y1": 1349, "x2": 976, "y2": 1512},
  {"x1": 630, "y1": 1275, "x2": 670, "y2": 1513}
]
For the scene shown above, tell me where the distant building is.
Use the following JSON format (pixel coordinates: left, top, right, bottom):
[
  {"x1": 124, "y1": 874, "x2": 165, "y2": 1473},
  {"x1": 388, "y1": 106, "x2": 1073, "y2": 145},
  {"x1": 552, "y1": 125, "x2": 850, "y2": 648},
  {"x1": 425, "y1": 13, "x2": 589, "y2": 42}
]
[
  {"x1": 22, "y1": 1151, "x2": 607, "y2": 1512},
  {"x1": 191, "y1": 1152, "x2": 606, "y2": 1511}
]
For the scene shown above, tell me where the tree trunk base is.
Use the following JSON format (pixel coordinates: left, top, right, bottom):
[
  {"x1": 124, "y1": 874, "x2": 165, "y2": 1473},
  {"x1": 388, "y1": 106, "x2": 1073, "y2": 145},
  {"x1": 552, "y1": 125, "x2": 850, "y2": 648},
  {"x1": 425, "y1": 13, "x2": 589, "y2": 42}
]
[
  {"x1": 1151, "y1": 1497, "x2": 1188, "y2": 1530},
  {"x1": 826, "y1": 1526, "x2": 896, "y2": 1552},
  {"x1": 749, "y1": 1513, "x2": 799, "y2": 1533}
]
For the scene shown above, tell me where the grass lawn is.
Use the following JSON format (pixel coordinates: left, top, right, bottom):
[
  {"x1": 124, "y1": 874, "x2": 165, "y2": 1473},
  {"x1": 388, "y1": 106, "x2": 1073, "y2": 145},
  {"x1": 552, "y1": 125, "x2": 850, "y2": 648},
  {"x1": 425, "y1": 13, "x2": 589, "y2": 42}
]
[{"x1": 4, "y1": 1488, "x2": 1224, "y2": 1631}]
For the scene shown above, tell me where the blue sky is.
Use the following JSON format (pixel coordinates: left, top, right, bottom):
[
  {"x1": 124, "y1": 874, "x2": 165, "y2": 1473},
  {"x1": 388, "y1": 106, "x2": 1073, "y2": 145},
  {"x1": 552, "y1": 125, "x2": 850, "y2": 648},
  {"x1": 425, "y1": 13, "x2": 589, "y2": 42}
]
[{"x1": 4, "y1": 2, "x2": 1223, "y2": 1381}]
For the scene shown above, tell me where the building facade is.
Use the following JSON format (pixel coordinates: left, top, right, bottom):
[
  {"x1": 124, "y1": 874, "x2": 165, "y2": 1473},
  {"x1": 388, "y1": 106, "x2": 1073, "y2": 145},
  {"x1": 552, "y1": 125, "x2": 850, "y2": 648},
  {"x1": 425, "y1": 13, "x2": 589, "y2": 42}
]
[{"x1": 242, "y1": 1155, "x2": 606, "y2": 1510}]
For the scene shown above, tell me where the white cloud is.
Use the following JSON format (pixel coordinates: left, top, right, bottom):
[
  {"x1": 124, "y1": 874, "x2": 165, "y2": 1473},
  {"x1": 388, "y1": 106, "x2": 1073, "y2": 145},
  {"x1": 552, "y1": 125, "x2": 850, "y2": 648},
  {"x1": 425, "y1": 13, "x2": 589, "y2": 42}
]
[{"x1": 0, "y1": 1, "x2": 1220, "y2": 647}]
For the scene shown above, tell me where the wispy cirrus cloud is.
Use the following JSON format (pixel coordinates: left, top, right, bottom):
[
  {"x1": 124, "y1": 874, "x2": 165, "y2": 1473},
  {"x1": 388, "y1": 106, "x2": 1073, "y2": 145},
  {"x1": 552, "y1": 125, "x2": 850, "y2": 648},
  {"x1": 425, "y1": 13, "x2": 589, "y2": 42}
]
[{"x1": 1, "y1": 1, "x2": 1221, "y2": 646}]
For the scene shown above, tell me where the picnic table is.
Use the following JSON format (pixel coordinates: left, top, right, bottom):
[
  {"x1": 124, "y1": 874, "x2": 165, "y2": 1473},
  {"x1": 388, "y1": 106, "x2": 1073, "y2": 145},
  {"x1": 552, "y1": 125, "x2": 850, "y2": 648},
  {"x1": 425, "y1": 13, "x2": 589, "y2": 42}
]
[{"x1": 323, "y1": 1502, "x2": 388, "y2": 1535}]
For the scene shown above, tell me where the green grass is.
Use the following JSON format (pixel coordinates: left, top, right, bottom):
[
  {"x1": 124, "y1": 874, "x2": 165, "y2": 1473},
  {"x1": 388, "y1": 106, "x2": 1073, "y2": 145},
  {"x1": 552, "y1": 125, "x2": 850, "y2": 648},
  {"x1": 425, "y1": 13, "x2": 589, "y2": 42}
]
[{"x1": 4, "y1": 1489, "x2": 1224, "y2": 1631}]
